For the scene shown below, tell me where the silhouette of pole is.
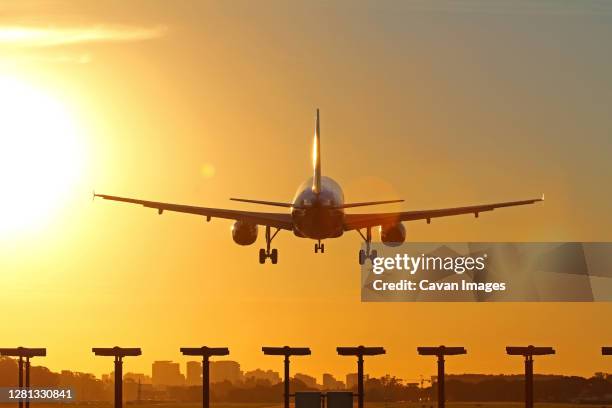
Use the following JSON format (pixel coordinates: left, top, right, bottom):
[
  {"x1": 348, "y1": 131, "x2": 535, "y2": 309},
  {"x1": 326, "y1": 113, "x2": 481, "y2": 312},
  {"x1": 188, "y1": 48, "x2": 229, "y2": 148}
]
[
  {"x1": 284, "y1": 355, "x2": 290, "y2": 408},
  {"x1": 92, "y1": 347, "x2": 141, "y2": 408},
  {"x1": 262, "y1": 346, "x2": 311, "y2": 408},
  {"x1": 114, "y1": 356, "x2": 122, "y2": 408},
  {"x1": 18, "y1": 357, "x2": 23, "y2": 408},
  {"x1": 525, "y1": 355, "x2": 533, "y2": 408},
  {"x1": 24, "y1": 358, "x2": 30, "y2": 408},
  {"x1": 337, "y1": 346, "x2": 386, "y2": 408},
  {"x1": 204, "y1": 359, "x2": 209, "y2": 408},
  {"x1": 438, "y1": 357, "x2": 443, "y2": 408},
  {"x1": 0, "y1": 348, "x2": 46, "y2": 408},
  {"x1": 180, "y1": 346, "x2": 230, "y2": 408},
  {"x1": 506, "y1": 346, "x2": 555, "y2": 408},
  {"x1": 417, "y1": 346, "x2": 466, "y2": 408},
  {"x1": 603, "y1": 347, "x2": 612, "y2": 355},
  {"x1": 357, "y1": 354, "x2": 364, "y2": 408}
]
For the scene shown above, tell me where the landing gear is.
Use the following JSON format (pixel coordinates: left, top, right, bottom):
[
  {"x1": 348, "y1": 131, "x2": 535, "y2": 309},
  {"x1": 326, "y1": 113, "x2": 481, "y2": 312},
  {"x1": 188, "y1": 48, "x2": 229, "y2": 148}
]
[
  {"x1": 359, "y1": 249, "x2": 366, "y2": 265},
  {"x1": 357, "y1": 227, "x2": 378, "y2": 265},
  {"x1": 259, "y1": 226, "x2": 280, "y2": 264},
  {"x1": 314, "y1": 240, "x2": 325, "y2": 253}
]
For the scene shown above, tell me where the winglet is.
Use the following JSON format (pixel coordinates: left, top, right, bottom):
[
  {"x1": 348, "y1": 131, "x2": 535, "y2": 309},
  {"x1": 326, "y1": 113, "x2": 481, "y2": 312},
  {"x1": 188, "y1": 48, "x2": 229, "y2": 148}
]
[
  {"x1": 312, "y1": 108, "x2": 322, "y2": 194},
  {"x1": 541, "y1": 193, "x2": 545, "y2": 201}
]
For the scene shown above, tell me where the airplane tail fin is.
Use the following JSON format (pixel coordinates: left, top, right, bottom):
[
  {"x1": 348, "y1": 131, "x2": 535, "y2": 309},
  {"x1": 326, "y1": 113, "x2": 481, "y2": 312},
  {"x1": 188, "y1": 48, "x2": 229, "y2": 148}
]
[{"x1": 312, "y1": 108, "x2": 322, "y2": 194}]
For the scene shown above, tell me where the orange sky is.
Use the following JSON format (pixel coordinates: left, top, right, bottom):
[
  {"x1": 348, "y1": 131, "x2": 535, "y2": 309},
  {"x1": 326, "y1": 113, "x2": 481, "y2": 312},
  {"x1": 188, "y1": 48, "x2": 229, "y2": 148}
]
[{"x1": 0, "y1": 0, "x2": 611, "y2": 382}]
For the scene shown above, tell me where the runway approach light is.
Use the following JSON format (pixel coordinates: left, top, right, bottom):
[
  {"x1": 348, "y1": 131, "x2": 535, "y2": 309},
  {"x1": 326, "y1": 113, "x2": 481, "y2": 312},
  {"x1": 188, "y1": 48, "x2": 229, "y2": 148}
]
[
  {"x1": 180, "y1": 347, "x2": 230, "y2": 408},
  {"x1": 603, "y1": 347, "x2": 612, "y2": 355},
  {"x1": 0, "y1": 348, "x2": 46, "y2": 408},
  {"x1": 506, "y1": 346, "x2": 555, "y2": 408},
  {"x1": 262, "y1": 346, "x2": 311, "y2": 408},
  {"x1": 92, "y1": 347, "x2": 142, "y2": 408},
  {"x1": 417, "y1": 346, "x2": 467, "y2": 408},
  {"x1": 337, "y1": 346, "x2": 386, "y2": 408}
]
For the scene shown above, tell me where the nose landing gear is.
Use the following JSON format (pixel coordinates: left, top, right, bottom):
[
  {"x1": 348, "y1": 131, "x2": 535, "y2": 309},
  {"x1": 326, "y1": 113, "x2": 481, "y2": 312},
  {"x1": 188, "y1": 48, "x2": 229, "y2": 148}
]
[
  {"x1": 259, "y1": 226, "x2": 280, "y2": 264},
  {"x1": 357, "y1": 227, "x2": 378, "y2": 265},
  {"x1": 314, "y1": 240, "x2": 325, "y2": 253}
]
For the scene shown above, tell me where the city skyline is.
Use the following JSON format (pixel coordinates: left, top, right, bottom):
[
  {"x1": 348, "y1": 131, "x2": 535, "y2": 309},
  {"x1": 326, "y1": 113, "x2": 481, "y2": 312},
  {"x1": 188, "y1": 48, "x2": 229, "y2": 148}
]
[
  {"x1": 0, "y1": 355, "x2": 387, "y2": 390},
  {"x1": 2, "y1": 354, "x2": 610, "y2": 388},
  {"x1": 1, "y1": 355, "x2": 609, "y2": 389},
  {"x1": 1, "y1": 355, "x2": 610, "y2": 403},
  {"x1": 107, "y1": 359, "x2": 352, "y2": 389}
]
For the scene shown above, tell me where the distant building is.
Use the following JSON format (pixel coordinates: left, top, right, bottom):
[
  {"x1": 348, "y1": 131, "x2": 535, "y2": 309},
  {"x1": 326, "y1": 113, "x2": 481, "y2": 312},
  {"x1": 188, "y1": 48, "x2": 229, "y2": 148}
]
[
  {"x1": 346, "y1": 373, "x2": 368, "y2": 390},
  {"x1": 152, "y1": 361, "x2": 185, "y2": 387},
  {"x1": 244, "y1": 368, "x2": 281, "y2": 384},
  {"x1": 124, "y1": 372, "x2": 152, "y2": 384},
  {"x1": 295, "y1": 373, "x2": 318, "y2": 389},
  {"x1": 210, "y1": 361, "x2": 243, "y2": 384},
  {"x1": 57, "y1": 370, "x2": 106, "y2": 401},
  {"x1": 322, "y1": 373, "x2": 344, "y2": 390},
  {"x1": 124, "y1": 378, "x2": 139, "y2": 401},
  {"x1": 186, "y1": 361, "x2": 202, "y2": 386}
]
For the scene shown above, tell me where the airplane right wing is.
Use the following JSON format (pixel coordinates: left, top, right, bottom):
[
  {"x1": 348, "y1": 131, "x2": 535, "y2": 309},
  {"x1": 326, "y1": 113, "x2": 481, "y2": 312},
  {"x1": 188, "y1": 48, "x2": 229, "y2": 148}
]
[
  {"x1": 94, "y1": 194, "x2": 294, "y2": 230},
  {"x1": 343, "y1": 197, "x2": 543, "y2": 231}
]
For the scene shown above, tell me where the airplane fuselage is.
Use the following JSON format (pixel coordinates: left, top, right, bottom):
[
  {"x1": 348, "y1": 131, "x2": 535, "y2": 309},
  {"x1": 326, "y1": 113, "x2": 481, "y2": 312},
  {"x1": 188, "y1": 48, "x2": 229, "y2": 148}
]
[{"x1": 291, "y1": 176, "x2": 345, "y2": 239}]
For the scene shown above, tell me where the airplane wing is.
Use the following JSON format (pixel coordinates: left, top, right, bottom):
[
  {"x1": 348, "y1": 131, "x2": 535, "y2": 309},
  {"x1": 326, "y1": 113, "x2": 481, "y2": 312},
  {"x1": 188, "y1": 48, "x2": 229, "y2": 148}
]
[
  {"x1": 343, "y1": 197, "x2": 543, "y2": 231},
  {"x1": 94, "y1": 194, "x2": 294, "y2": 230}
]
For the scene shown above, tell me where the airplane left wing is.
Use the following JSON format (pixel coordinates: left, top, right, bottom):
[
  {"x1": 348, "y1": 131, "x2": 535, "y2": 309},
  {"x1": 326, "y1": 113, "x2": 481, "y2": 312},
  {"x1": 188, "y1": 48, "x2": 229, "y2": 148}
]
[
  {"x1": 343, "y1": 197, "x2": 543, "y2": 231},
  {"x1": 94, "y1": 194, "x2": 294, "y2": 230}
]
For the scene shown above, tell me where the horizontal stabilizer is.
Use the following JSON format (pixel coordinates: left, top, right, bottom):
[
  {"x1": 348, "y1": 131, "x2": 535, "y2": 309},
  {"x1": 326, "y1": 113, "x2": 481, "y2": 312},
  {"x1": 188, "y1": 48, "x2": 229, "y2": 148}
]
[
  {"x1": 230, "y1": 198, "x2": 294, "y2": 208},
  {"x1": 333, "y1": 199, "x2": 404, "y2": 209}
]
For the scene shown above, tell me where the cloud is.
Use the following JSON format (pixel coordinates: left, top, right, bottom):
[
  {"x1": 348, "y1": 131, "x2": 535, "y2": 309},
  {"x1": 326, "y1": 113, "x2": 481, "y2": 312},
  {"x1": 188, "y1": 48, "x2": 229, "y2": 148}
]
[
  {"x1": 1, "y1": 52, "x2": 93, "y2": 65},
  {"x1": 0, "y1": 25, "x2": 167, "y2": 47}
]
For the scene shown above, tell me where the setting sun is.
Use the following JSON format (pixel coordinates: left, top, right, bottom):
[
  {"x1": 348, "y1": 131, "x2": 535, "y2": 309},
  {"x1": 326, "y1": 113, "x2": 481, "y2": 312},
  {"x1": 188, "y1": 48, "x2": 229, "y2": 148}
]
[{"x1": 0, "y1": 76, "x2": 83, "y2": 235}]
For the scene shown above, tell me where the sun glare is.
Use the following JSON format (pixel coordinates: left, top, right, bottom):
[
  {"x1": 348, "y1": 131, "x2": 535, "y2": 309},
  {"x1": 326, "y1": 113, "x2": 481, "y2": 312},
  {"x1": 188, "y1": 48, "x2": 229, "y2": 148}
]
[{"x1": 0, "y1": 76, "x2": 83, "y2": 236}]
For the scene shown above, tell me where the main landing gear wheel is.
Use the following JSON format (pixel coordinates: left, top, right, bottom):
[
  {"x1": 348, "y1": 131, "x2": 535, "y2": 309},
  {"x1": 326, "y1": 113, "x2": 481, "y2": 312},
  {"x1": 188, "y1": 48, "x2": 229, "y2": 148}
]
[
  {"x1": 314, "y1": 241, "x2": 325, "y2": 253},
  {"x1": 358, "y1": 249, "x2": 378, "y2": 265},
  {"x1": 259, "y1": 225, "x2": 281, "y2": 264},
  {"x1": 357, "y1": 227, "x2": 378, "y2": 265}
]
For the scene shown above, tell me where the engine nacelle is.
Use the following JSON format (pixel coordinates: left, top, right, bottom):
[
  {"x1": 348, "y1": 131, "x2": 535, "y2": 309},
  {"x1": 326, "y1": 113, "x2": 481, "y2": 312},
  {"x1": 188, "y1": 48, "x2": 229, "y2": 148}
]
[
  {"x1": 232, "y1": 221, "x2": 258, "y2": 245},
  {"x1": 379, "y1": 223, "x2": 406, "y2": 246}
]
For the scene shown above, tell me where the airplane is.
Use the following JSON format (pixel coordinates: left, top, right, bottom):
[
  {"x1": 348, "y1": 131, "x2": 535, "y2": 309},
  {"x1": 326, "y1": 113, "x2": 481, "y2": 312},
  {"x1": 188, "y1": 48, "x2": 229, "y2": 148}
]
[{"x1": 94, "y1": 109, "x2": 543, "y2": 264}]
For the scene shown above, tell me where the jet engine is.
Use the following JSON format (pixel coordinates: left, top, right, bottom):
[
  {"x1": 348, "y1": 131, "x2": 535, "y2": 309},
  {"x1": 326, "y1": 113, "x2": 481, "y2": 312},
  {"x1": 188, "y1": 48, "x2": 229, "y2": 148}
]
[
  {"x1": 231, "y1": 221, "x2": 258, "y2": 245},
  {"x1": 379, "y1": 223, "x2": 406, "y2": 246}
]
